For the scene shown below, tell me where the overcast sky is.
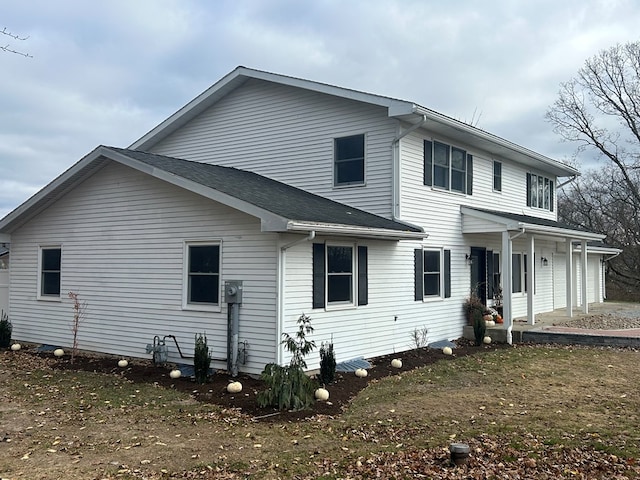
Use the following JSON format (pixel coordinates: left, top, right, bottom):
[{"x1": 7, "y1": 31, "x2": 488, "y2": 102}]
[{"x1": 1, "y1": 0, "x2": 639, "y2": 218}]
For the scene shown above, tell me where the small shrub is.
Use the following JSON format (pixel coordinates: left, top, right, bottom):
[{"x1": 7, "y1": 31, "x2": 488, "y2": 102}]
[
  {"x1": 410, "y1": 326, "x2": 428, "y2": 349},
  {"x1": 193, "y1": 333, "x2": 211, "y2": 384},
  {"x1": 257, "y1": 313, "x2": 316, "y2": 411},
  {"x1": 0, "y1": 310, "x2": 11, "y2": 348},
  {"x1": 68, "y1": 291, "x2": 87, "y2": 364},
  {"x1": 319, "y1": 341, "x2": 336, "y2": 385},
  {"x1": 473, "y1": 310, "x2": 486, "y2": 346}
]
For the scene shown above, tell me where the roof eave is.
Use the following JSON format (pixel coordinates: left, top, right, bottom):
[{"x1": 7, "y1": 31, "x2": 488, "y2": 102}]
[
  {"x1": 516, "y1": 222, "x2": 605, "y2": 242},
  {"x1": 285, "y1": 221, "x2": 427, "y2": 240},
  {"x1": 406, "y1": 107, "x2": 579, "y2": 178}
]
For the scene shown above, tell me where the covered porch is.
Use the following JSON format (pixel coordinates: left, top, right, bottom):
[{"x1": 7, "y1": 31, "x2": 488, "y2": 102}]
[{"x1": 461, "y1": 206, "x2": 618, "y2": 343}]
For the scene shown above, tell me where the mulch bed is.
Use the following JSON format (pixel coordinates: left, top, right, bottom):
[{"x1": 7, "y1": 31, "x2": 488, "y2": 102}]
[{"x1": 46, "y1": 340, "x2": 508, "y2": 422}]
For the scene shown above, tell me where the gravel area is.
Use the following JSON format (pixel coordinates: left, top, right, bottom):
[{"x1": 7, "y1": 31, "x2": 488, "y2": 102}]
[{"x1": 553, "y1": 313, "x2": 640, "y2": 330}]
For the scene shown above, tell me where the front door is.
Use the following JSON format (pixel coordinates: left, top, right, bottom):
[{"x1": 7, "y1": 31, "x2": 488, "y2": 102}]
[{"x1": 470, "y1": 247, "x2": 487, "y2": 305}]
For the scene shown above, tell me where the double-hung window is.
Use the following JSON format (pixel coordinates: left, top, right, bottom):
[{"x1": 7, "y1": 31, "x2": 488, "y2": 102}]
[
  {"x1": 313, "y1": 243, "x2": 368, "y2": 309},
  {"x1": 526, "y1": 173, "x2": 554, "y2": 211},
  {"x1": 334, "y1": 134, "x2": 365, "y2": 186},
  {"x1": 185, "y1": 242, "x2": 220, "y2": 308},
  {"x1": 414, "y1": 248, "x2": 451, "y2": 300},
  {"x1": 424, "y1": 140, "x2": 473, "y2": 194},
  {"x1": 39, "y1": 246, "x2": 61, "y2": 298}
]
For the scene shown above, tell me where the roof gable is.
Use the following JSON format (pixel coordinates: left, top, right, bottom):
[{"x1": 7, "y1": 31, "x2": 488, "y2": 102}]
[
  {"x1": 130, "y1": 66, "x2": 578, "y2": 177},
  {"x1": 0, "y1": 146, "x2": 425, "y2": 240}
]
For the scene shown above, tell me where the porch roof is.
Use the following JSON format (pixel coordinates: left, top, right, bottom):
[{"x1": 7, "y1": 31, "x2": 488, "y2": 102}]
[{"x1": 460, "y1": 206, "x2": 606, "y2": 242}]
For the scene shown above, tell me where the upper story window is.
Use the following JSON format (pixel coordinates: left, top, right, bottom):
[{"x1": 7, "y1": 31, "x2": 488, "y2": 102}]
[
  {"x1": 184, "y1": 242, "x2": 221, "y2": 309},
  {"x1": 424, "y1": 140, "x2": 473, "y2": 194},
  {"x1": 527, "y1": 173, "x2": 554, "y2": 211},
  {"x1": 334, "y1": 134, "x2": 365, "y2": 186},
  {"x1": 493, "y1": 161, "x2": 502, "y2": 192},
  {"x1": 39, "y1": 246, "x2": 61, "y2": 298}
]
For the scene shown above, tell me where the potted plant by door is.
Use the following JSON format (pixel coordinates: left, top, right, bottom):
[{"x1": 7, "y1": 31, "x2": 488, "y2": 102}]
[
  {"x1": 0, "y1": 310, "x2": 12, "y2": 348},
  {"x1": 463, "y1": 292, "x2": 485, "y2": 326}
]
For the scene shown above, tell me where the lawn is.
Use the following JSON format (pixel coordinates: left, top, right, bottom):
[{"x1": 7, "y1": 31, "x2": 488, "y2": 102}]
[{"x1": 1, "y1": 344, "x2": 639, "y2": 479}]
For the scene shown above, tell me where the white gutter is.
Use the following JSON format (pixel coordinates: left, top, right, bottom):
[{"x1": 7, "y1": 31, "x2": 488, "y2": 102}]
[
  {"x1": 276, "y1": 231, "x2": 316, "y2": 366},
  {"x1": 286, "y1": 221, "x2": 427, "y2": 240}
]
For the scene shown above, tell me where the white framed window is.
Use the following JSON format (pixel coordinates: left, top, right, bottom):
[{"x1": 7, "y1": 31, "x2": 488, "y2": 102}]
[
  {"x1": 312, "y1": 243, "x2": 368, "y2": 309},
  {"x1": 527, "y1": 173, "x2": 554, "y2": 211},
  {"x1": 334, "y1": 134, "x2": 365, "y2": 186},
  {"x1": 326, "y1": 244, "x2": 355, "y2": 306},
  {"x1": 38, "y1": 245, "x2": 62, "y2": 300},
  {"x1": 424, "y1": 140, "x2": 473, "y2": 194},
  {"x1": 414, "y1": 247, "x2": 451, "y2": 301},
  {"x1": 183, "y1": 241, "x2": 221, "y2": 311}
]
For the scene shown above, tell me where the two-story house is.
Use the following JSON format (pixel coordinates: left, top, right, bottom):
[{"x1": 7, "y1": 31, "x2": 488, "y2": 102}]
[{"x1": 0, "y1": 67, "x2": 617, "y2": 374}]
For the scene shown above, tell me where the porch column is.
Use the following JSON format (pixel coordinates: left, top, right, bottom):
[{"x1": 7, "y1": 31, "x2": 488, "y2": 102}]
[
  {"x1": 565, "y1": 238, "x2": 573, "y2": 318},
  {"x1": 527, "y1": 235, "x2": 535, "y2": 325},
  {"x1": 581, "y1": 240, "x2": 588, "y2": 314},
  {"x1": 501, "y1": 231, "x2": 512, "y2": 343}
]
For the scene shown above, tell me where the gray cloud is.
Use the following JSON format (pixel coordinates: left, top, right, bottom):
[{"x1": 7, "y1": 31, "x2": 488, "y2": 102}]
[{"x1": 2, "y1": 0, "x2": 639, "y2": 217}]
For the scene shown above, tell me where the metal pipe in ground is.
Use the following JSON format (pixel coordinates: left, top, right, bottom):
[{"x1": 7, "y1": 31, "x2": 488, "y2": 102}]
[{"x1": 449, "y1": 443, "x2": 470, "y2": 466}]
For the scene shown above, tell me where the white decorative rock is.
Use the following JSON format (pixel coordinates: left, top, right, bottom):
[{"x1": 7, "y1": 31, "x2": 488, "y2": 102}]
[
  {"x1": 355, "y1": 368, "x2": 368, "y2": 378},
  {"x1": 118, "y1": 359, "x2": 128, "y2": 368},
  {"x1": 169, "y1": 369, "x2": 182, "y2": 379},
  {"x1": 227, "y1": 381, "x2": 243, "y2": 394},
  {"x1": 483, "y1": 336, "x2": 492, "y2": 344},
  {"x1": 10, "y1": 343, "x2": 21, "y2": 351},
  {"x1": 53, "y1": 348, "x2": 65, "y2": 357},
  {"x1": 442, "y1": 346, "x2": 453, "y2": 356},
  {"x1": 315, "y1": 387, "x2": 329, "y2": 401},
  {"x1": 391, "y1": 358, "x2": 402, "y2": 369}
]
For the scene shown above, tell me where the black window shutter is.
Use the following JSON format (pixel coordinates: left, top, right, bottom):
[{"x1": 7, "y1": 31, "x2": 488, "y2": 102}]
[
  {"x1": 312, "y1": 243, "x2": 325, "y2": 309},
  {"x1": 550, "y1": 180, "x2": 554, "y2": 212},
  {"x1": 526, "y1": 173, "x2": 532, "y2": 207},
  {"x1": 424, "y1": 140, "x2": 433, "y2": 186},
  {"x1": 357, "y1": 246, "x2": 368, "y2": 306},
  {"x1": 466, "y1": 154, "x2": 473, "y2": 195},
  {"x1": 414, "y1": 248, "x2": 424, "y2": 301},
  {"x1": 444, "y1": 249, "x2": 451, "y2": 298}
]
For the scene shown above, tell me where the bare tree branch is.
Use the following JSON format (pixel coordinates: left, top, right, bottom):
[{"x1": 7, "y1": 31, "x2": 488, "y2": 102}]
[
  {"x1": 1, "y1": 27, "x2": 32, "y2": 58},
  {"x1": 549, "y1": 42, "x2": 640, "y2": 300}
]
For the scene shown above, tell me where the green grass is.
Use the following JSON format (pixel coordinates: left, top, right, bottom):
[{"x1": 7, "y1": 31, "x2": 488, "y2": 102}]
[{"x1": 2, "y1": 344, "x2": 640, "y2": 479}]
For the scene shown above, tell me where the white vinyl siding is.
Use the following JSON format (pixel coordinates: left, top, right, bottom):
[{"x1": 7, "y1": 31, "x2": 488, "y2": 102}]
[
  {"x1": 149, "y1": 78, "x2": 396, "y2": 217},
  {"x1": 8, "y1": 162, "x2": 278, "y2": 375},
  {"x1": 282, "y1": 238, "x2": 465, "y2": 369}
]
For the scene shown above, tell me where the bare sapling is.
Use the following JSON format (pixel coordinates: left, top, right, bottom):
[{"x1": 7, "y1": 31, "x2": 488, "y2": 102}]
[{"x1": 68, "y1": 291, "x2": 87, "y2": 364}]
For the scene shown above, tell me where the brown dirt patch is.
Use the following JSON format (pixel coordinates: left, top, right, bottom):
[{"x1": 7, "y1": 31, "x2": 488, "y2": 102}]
[{"x1": 46, "y1": 340, "x2": 508, "y2": 421}]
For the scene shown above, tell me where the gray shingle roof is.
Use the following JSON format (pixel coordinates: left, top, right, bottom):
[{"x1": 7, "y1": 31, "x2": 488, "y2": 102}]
[{"x1": 107, "y1": 147, "x2": 423, "y2": 234}]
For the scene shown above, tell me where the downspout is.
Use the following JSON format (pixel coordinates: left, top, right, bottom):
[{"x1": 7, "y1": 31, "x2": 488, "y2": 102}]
[
  {"x1": 277, "y1": 231, "x2": 316, "y2": 365},
  {"x1": 505, "y1": 227, "x2": 526, "y2": 344},
  {"x1": 392, "y1": 115, "x2": 427, "y2": 221}
]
